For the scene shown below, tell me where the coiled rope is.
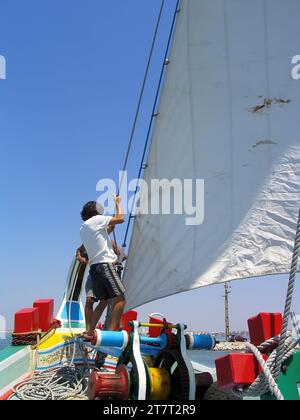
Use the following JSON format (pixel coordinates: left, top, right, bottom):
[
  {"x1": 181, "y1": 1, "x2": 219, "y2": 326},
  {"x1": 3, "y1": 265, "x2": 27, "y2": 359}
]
[
  {"x1": 12, "y1": 365, "x2": 89, "y2": 401},
  {"x1": 10, "y1": 341, "x2": 92, "y2": 400},
  {"x1": 11, "y1": 262, "x2": 93, "y2": 402}
]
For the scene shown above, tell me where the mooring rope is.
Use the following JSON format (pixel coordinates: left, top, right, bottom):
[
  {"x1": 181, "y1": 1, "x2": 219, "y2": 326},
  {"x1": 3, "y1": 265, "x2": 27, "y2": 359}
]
[
  {"x1": 273, "y1": 207, "x2": 300, "y2": 380},
  {"x1": 232, "y1": 332, "x2": 299, "y2": 401},
  {"x1": 234, "y1": 206, "x2": 300, "y2": 401}
]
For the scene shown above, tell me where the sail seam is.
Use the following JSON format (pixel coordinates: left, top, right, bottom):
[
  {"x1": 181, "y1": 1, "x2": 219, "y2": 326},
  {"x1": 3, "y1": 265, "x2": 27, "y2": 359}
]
[
  {"x1": 223, "y1": 0, "x2": 235, "y2": 233},
  {"x1": 186, "y1": 0, "x2": 198, "y2": 288}
]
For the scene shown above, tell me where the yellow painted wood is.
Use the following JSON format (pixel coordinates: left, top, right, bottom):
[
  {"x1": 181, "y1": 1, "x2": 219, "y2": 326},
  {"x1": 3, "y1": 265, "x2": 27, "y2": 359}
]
[
  {"x1": 148, "y1": 368, "x2": 171, "y2": 400},
  {"x1": 38, "y1": 332, "x2": 74, "y2": 350}
]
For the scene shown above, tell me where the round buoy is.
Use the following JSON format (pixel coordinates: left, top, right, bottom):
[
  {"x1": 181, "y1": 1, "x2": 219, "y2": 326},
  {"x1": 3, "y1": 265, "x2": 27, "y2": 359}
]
[{"x1": 88, "y1": 365, "x2": 130, "y2": 400}]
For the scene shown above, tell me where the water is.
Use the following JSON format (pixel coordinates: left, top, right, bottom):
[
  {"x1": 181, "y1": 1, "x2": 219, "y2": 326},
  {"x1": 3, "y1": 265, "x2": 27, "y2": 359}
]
[
  {"x1": 188, "y1": 350, "x2": 229, "y2": 369},
  {"x1": 0, "y1": 337, "x2": 11, "y2": 351}
]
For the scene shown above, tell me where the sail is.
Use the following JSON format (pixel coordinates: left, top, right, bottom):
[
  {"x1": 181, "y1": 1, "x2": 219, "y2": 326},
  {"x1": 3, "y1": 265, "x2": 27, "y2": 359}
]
[{"x1": 123, "y1": 0, "x2": 300, "y2": 310}]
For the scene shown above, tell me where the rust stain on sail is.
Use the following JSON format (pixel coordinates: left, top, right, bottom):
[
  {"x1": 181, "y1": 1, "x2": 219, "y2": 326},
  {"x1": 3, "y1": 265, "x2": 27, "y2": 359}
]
[
  {"x1": 249, "y1": 98, "x2": 291, "y2": 114},
  {"x1": 252, "y1": 140, "x2": 278, "y2": 149},
  {"x1": 248, "y1": 140, "x2": 278, "y2": 153}
]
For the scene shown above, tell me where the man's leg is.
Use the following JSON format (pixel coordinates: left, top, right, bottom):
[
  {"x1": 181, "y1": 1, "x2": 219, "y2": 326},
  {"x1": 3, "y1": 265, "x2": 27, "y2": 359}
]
[
  {"x1": 109, "y1": 295, "x2": 126, "y2": 331},
  {"x1": 85, "y1": 297, "x2": 95, "y2": 334},
  {"x1": 89, "y1": 299, "x2": 108, "y2": 334}
]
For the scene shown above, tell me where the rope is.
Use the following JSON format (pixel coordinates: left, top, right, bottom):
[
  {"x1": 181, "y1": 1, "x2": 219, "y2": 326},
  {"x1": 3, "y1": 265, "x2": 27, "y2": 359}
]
[
  {"x1": 232, "y1": 207, "x2": 300, "y2": 400},
  {"x1": 97, "y1": 1, "x2": 176, "y2": 323},
  {"x1": 10, "y1": 340, "x2": 92, "y2": 400},
  {"x1": 10, "y1": 264, "x2": 91, "y2": 399},
  {"x1": 11, "y1": 321, "x2": 61, "y2": 347},
  {"x1": 110, "y1": 0, "x2": 166, "y2": 249},
  {"x1": 245, "y1": 342, "x2": 284, "y2": 401},
  {"x1": 123, "y1": 0, "x2": 181, "y2": 248},
  {"x1": 118, "y1": 0, "x2": 166, "y2": 194},
  {"x1": 68, "y1": 269, "x2": 78, "y2": 338},
  {"x1": 233, "y1": 334, "x2": 299, "y2": 400},
  {"x1": 273, "y1": 206, "x2": 300, "y2": 380},
  {"x1": 12, "y1": 365, "x2": 89, "y2": 400},
  {"x1": 12, "y1": 333, "x2": 41, "y2": 347}
]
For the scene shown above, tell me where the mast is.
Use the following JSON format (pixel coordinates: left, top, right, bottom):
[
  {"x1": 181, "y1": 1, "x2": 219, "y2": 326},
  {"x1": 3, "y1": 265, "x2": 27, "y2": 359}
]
[{"x1": 224, "y1": 283, "x2": 231, "y2": 342}]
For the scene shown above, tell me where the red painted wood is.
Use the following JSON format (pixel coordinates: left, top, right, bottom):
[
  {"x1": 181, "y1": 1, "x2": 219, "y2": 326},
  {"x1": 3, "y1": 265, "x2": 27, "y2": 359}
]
[
  {"x1": 14, "y1": 308, "x2": 39, "y2": 334},
  {"x1": 216, "y1": 353, "x2": 268, "y2": 390},
  {"x1": 248, "y1": 313, "x2": 283, "y2": 347},
  {"x1": 33, "y1": 299, "x2": 54, "y2": 332},
  {"x1": 122, "y1": 311, "x2": 138, "y2": 333}
]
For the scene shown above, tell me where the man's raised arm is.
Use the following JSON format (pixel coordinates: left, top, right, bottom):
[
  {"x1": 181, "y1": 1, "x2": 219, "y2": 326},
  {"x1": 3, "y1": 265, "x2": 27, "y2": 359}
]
[{"x1": 109, "y1": 196, "x2": 125, "y2": 226}]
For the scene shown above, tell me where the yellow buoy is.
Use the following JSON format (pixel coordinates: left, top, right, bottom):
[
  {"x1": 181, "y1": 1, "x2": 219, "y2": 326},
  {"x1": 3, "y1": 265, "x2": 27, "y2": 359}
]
[{"x1": 148, "y1": 368, "x2": 172, "y2": 400}]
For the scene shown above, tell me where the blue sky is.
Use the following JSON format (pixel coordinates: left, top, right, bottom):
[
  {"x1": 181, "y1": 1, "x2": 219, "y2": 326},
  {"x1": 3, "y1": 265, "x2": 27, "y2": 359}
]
[{"x1": 0, "y1": 0, "x2": 299, "y2": 333}]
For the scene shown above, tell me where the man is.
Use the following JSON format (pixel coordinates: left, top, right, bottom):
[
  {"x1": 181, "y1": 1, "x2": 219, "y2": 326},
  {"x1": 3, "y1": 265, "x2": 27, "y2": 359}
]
[
  {"x1": 79, "y1": 196, "x2": 126, "y2": 335},
  {"x1": 76, "y1": 238, "x2": 126, "y2": 335}
]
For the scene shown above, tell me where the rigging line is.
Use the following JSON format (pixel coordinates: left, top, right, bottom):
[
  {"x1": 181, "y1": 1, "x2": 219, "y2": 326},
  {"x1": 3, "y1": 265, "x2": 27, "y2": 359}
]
[
  {"x1": 118, "y1": 0, "x2": 166, "y2": 194},
  {"x1": 112, "y1": 0, "x2": 166, "y2": 248},
  {"x1": 122, "y1": 0, "x2": 181, "y2": 248}
]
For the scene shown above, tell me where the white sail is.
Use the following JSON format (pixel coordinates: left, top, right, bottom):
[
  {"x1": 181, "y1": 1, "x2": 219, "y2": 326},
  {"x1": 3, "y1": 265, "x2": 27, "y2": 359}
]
[{"x1": 124, "y1": 0, "x2": 300, "y2": 310}]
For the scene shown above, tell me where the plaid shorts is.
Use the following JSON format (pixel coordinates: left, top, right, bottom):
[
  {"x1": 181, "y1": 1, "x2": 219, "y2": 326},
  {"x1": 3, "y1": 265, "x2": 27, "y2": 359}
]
[{"x1": 88, "y1": 263, "x2": 126, "y2": 301}]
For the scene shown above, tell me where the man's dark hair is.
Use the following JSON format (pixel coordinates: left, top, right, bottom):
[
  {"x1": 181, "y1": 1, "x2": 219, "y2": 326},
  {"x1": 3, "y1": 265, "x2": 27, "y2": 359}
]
[{"x1": 81, "y1": 201, "x2": 104, "y2": 222}]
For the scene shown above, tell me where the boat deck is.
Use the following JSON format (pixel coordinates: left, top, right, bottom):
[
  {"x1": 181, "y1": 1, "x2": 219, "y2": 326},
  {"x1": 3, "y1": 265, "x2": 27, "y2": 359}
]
[{"x1": 0, "y1": 345, "x2": 27, "y2": 363}]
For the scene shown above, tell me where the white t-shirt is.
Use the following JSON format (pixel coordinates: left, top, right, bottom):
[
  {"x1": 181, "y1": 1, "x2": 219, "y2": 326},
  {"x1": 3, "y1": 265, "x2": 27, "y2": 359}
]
[{"x1": 80, "y1": 215, "x2": 117, "y2": 265}]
